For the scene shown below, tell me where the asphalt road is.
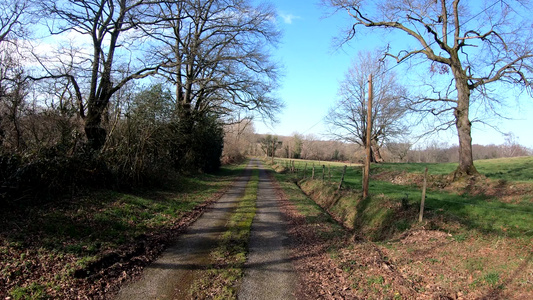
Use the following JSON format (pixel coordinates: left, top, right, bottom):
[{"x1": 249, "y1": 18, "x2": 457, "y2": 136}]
[
  {"x1": 237, "y1": 161, "x2": 297, "y2": 300},
  {"x1": 114, "y1": 159, "x2": 297, "y2": 299}
]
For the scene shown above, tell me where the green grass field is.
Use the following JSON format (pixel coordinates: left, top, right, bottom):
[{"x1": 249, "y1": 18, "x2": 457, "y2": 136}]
[
  {"x1": 274, "y1": 155, "x2": 533, "y2": 181},
  {"x1": 270, "y1": 156, "x2": 533, "y2": 238},
  {"x1": 373, "y1": 156, "x2": 533, "y2": 182}
]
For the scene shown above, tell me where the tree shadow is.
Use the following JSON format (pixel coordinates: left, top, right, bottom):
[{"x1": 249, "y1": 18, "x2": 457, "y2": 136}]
[{"x1": 478, "y1": 251, "x2": 533, "y2": 300}]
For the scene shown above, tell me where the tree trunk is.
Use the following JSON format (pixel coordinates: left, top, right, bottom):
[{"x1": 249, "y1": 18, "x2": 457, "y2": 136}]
[
  {"x1": 85, "y1": 73, "x2": 113, "y2": 151},
  {"x1": 371, "y1": 140, "x2": 384, "y2": 163},
  {"x1": 84, "y1": 100, "x2": 108, "y2": 151},
  {"x1": 452, "y1": 65, "x2": 479, "y2": 179}
]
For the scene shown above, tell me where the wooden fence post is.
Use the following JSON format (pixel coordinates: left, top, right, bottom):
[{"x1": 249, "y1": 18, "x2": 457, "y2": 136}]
[
  {"x1": 338, "y1": 165, "x2": 347, "y2": 191},
  {"x1": 292, "y1": 160, "x2": 295, "y2": 173},
  {"x1": 328, "y1": 165, "x2": 331, "y2": 182},
  {"x1": 312, "y1": 164, "x2": 315, "y2": 180},
  {"x1": 419, "y1": 167, "x2": 428, "y2": 223},
  {"x1": 322, "y1": 165, "x2": 325, "y2": 181}
]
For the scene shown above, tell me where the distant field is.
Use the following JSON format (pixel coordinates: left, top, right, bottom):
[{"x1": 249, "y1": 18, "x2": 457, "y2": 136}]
[
  {"x1": 270, "y1": 157, "x2": 360, "y2": 168},
  {"x1": 475, "y1": 156, "x2": 533, "y2": 182},
  {"x1": 377, "y1": 156, "x2": 533, "y2": 182}
]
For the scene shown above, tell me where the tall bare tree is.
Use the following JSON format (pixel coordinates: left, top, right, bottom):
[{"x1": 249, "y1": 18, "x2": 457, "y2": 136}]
[
  {"x1": 139, "y1": 0, "x2": 282, "y2": 169},
  {"x1": 0, "y1": 0, "x2": 31, "y2": 151},
  {"x1": 326, "y1": 51, "x2": 408, "y2": 162},
  {"x1": 36, "y1": 0, "x2": 161, "y2": 150},
  {"x1": 150, "y1": 0, "x2": 283, "y2": 120},
  {"x1": 325, "y1": 0, "x2": 533, "y2": 178}
]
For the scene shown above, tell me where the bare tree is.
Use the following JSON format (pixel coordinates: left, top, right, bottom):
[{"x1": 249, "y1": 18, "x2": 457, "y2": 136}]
[
  {"x1": 325, "y1": 0, "x2": 533, "y2": 178},
  {"x1": 138, "y1": 0, "x2": 283, "y2": 169},
  {"x1": 222, "y1": 115, "x2": 255, "y2": 163},
  {"x1": 301, "y1": 134, "x2": 325, "y2": 160},
  {"x1": 0, "y1": 0, "x2": 29, "y2": 44},
  {"x1": 149, "y1": 0, "x2": 283, "y2": 120},
  {"x1": 386, "y1": 142, "x2": 412, "y2": 162},
  {"x1": 502, "y1": 132, "x2": 529, "y2": 157},
  {"x1": 0, "y1": 0, "x2": 31, "y2": 151},
  {"x1": 326, "y1": 51, "x2": 408, "y2": 162},
  {"x1": 35, "y1": 0, "x2": 162, "y2": 150}
]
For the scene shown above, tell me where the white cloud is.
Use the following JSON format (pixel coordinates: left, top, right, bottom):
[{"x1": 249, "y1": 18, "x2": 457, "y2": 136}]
[{"x1": 279, "y1": 12, "x2": 301, "y2": 24}]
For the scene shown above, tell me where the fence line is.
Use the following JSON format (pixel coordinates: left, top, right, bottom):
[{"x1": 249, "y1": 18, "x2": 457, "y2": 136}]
[{"x1": 269, "y1": 158, "x2": 533, "y2": 216}]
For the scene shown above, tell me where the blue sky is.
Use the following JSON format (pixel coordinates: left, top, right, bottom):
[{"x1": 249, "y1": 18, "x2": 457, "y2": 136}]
[{"x1": 255, "y1": 1, "x2": 533, "y2": 149}]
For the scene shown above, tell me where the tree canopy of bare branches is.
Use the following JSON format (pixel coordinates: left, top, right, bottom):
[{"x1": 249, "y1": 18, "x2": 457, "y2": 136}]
[
  {"x1": 325, "y1": 0, "x2": 533, "y2": 178},
  {"x1": 149, "y1": 0, "x2": 283, "y2": 121},
  {"x1": 326, "y1": 51, "x2": 408, "y2": 162},
  {"x1": 32, "y1": 0, "x2": 282, "y2": 153},
  {"x1": 0, "y1": 0, "x2": 29, "y2": 44},
  {"x1": 36, "y1": 0, "x2": 162, "y2": 150}
]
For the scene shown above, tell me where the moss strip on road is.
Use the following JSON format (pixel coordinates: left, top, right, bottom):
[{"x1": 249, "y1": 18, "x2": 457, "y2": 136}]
[{"x1": 189, "y1": 166, "x2": 259, "y2": 299}]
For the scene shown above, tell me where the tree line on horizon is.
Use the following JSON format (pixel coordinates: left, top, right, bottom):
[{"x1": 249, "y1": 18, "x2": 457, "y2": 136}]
[{"x1": 223, "y1": 121, "x2": 531, "y2": 165}]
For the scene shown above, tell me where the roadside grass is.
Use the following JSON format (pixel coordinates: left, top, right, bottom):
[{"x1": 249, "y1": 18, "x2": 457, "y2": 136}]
[
  {"x1": 0, "y1": 163, "x2": 247, "y2": 299},
  {"x1": 269, "y1": 168, "x2": 346, "y2": 241},
  {"x1": 189, "y1": 167, "x2": 259, "y2": 299},
  {"x1": 266, "y1": 157, "x2": 533, "y2": 299}
]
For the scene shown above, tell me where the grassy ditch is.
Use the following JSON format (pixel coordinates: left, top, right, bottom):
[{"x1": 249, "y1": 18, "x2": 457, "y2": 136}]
[
  {"x1": 267, "y1": 157, "x2": 533, "y2": 299},
  {"x1": 0, "y1": 164, "x2": 246, "y2": 299},
  {"x1": 270, "y1": 168, "x2": 346, "y2": 241},
  {"x1": 189, "y1": 167, "x2": 259, "y2": 299}
]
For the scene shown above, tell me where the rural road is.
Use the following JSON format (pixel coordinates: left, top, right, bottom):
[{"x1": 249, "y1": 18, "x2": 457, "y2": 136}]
[
  {"x1": 114, "y1": 159, "x2": 297, "y2": 299},
  {"x1": 237, "y1": 161, "x2": 297, "y2": 300}
]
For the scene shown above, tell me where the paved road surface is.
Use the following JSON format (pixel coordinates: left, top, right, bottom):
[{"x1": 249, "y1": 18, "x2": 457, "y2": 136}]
[
  {"x1": 237, "y1": 161, "x2": 297, "y2": 300},
  {"x1": 114, "y1": 159, "x2": 297, "y2": 299}
]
